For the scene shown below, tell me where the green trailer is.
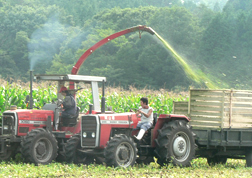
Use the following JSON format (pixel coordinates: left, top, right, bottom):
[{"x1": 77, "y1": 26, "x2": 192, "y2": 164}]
[{"x1": 173, "y1": 89, "x2": 252, "y2": 166}]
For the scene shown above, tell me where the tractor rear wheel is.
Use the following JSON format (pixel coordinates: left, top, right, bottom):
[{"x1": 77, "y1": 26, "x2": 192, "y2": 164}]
[
  {"x1": 20, "y1": 128, "x2": 58, "y2": 165},
  {"x1": 64, "y1": 134, "x2": 94, "y2": 164},
  {"x1": 104, "y1": 134, "x2": 137, "y2": 168},
  {"x1": 154, "y1": 120, "x2": 195, "y2": 167}
]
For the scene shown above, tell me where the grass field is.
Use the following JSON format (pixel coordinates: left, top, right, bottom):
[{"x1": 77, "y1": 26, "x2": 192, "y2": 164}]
[{"x1": 0, "y1": 158, "x2": 251, "y2": 178}]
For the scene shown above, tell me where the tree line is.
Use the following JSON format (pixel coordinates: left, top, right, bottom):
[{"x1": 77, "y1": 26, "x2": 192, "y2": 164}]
[{"x1": 0, "y1": 0, "x2": 251, "y2": 90}]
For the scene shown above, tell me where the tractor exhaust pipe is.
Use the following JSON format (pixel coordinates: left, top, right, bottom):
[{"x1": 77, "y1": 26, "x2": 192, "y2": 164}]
[
  {"x1": 101, "y1": 80, "x2": 105, "y2": 113},
  {"x1": 29, "y1": 70, "x2": 33, "y2": 109}
]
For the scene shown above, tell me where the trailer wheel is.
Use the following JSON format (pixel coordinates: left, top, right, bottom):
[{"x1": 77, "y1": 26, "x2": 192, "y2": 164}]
[
  {"x1": 64, "y1": 134, "x2": 94, "y2": 164},
  {"x1": 20, "y1": 128, "x2": 58, "y2": 165},
  {"x1": 136, "y1": 156, "x2": 154, "y2": 165},
  {"x1": 246, "y1": 150, "x2": 252, "y2": 167},
  {"x1": 104, "y1": 134, "x2": 137, "y2": 168},
  {"x1": 154, "y1": 120, "x2": 195, "y2": 167},
  {"x1": 207, "y1": 156, "x2": 227, "y2": 166}
]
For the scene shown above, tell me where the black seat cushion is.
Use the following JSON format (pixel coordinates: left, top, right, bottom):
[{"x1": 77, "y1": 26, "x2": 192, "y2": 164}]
[{"x1": 62, "y1": 107, "x2": 79, "y2": 126}]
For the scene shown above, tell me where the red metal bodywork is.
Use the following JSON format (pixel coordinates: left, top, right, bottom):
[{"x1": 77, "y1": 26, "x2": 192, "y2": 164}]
[
  {"x1": 10, "y1": 109, "x2": 53, "y2": 136},
  {"x1": 98, "y1": 112, "x2": 140, "y2": 148},
  {"x1": 158, "y1": 114, "x2": 190, "y2": 121},
  {"x1": 6, "y1": 109, "x2": 81, "y2": 137},
  {"x1": 59, "y1": 122, "x2": 81, "y2": 138},
  {"x1": 93, "y1": 112, "x2": 190, "y2": 148}
]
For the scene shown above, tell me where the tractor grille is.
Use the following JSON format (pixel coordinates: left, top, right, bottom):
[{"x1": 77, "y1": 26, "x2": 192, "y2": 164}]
[
  {"x1": 81, "y1": 115, "x2": 99, "y2": 147},
  {"x1": 2, "y1": 113, "x2": 16, "y2": 135}
]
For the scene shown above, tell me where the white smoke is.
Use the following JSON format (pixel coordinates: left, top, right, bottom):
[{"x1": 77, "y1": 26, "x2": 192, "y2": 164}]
[{"x1": 28, "y1": 15, "x2": 67, "y2": 71}]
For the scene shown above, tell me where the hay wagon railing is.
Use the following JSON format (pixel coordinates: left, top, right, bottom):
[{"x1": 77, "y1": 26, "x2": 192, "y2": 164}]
[{"x1": 173, "y1": 89, "x2": 252, "y2": 130}]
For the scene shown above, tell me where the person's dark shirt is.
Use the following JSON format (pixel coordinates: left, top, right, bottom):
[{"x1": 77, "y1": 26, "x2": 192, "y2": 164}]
[{"x1": 62, "y1": 94, "x2": 77, "y2": 115}]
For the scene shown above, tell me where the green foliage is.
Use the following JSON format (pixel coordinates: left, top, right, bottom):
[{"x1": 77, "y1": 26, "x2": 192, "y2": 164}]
[
  {"x1": 2, "y1": 0, "x2": 252, "y2": 90},
  {"x1": 0, "y1": 159, "x2": 250, "y2": 177},
  {"x1": 32, "y1": 86, "x2": 57, "y2": 109},
  {"x1": 0, "y1": 83, "x2": 29, "y2": 114},
  {"x1": 0, "y1": 84, "x2": 187, "y2": 116}
]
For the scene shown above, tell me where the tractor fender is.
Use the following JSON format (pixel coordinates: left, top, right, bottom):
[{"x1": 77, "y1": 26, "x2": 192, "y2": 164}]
[{"x1": 151, "y1": 114, "x2": 190, "y2": 147}]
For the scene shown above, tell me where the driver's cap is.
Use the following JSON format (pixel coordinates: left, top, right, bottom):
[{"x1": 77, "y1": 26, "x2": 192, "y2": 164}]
[{"x1": 59, "y1": 86, "x2": 68, "y2": 93}]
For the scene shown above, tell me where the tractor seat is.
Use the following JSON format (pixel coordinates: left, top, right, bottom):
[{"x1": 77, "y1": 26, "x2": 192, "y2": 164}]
[{"x1": 62, "y1": 107, "x2": 80, "y2": 126}]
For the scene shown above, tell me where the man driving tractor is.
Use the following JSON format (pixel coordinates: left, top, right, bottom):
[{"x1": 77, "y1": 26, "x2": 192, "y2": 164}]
[{"x1": 59, "y1": 86, "x2": 77, "y2": 119}]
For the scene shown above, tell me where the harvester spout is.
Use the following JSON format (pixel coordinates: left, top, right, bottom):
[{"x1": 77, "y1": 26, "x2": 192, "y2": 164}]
[
  {"x1": 145, "y1": 27, "x2": 156, "y2": 35},
  {"x1": 71, "y1": 25, "x2": 155, "y2": 78},
  {"x1": 132, "y1": 25, "x2": 155, "y2": 35}
]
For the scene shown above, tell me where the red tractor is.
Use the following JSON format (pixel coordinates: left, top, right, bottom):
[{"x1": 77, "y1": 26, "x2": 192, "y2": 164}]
[
  {"x1": 64, "y1": 94, "x2": 196, "y2": 168},
  {"x1": 0, "y1": 74, "x2": 106, "y2": 164}
]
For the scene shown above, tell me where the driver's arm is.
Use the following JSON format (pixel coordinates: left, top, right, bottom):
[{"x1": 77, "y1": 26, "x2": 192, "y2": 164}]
[
  {"x1": 138, "y1": 108, "x2": 153, "y2": 118},
  {"x1": 63, "y1": 96, "x2": 73, "y2": 109}
]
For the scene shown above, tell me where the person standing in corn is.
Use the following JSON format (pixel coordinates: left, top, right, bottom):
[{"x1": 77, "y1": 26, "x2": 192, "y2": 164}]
[
  {"x1": 134, "y1": 97, "x2": 153, "y2": 140},
  {"x1": 59, "y1": 86, "x2": 77, "y2": 119}
]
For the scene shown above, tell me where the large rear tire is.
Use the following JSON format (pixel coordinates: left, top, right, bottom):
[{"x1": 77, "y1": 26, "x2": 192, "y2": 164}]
[
  {"x1": 20, "y1": 128, "x2": 58, "y2": 165},
  {"x1": 104, "y1": 134, "x2": 137, "y2": 168},
  {"x1": 154, "y1": 120, "x2": 195, "y2": 167},
  {"x1": 64, "y1": 134, "x2": 94, "y2": 164}
]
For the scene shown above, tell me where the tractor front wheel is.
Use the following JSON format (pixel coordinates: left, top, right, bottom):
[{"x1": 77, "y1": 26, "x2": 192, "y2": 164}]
[
  {"x1": 104, "y1": 134, "x2": 137, "y2": 168},
  {"x1": 136, "y1": 156, "x2": 154, "y2": 165},
  {"x1": 0, "y1": 143, "x2": 19, "y2": 162},
  {"x1": 154, "y1": 120, "x2": 195, "y2": 167},
  {"x1": 0, "y1": 150, "x2": 14, "y2": 161},
  {"x1": 64, "y1": 134, "x2": 94, "y2": 164},
  {"x1": 20, "y1": 128, "x2": 58, "y2": 165}
]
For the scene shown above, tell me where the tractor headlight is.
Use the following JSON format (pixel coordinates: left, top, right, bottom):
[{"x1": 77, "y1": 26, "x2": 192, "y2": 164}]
[
  {"x1": 92, "y1": 132, "x2": 95, "y2": 138},
  {"x1": 83, "y1": 132, "x2": 87, "y2": 138},
  {"x1": 3, "y1": 125, "x2": 8, "y2": 130}
]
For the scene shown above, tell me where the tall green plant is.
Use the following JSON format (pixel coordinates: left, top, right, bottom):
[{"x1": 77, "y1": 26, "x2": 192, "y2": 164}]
[{"x1": 0, "y1": 85, "x2": 187, "y2": 124}]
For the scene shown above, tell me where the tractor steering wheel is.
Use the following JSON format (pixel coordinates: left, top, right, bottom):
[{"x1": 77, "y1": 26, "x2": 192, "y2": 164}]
[
  {"x1": 52, "y1": 98, "x2": 63, "y2": 107},
  {"x1": 56, "y1": 99, "x2": 63, "y2": 107}
]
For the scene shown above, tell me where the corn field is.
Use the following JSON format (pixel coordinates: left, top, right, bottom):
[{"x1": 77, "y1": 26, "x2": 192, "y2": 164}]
[{"x1": 0, "y1": 81, "x2": 188, "y2": 121}]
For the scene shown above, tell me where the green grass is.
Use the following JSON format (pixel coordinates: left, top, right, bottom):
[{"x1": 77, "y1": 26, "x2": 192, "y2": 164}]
[{"x1": 0, "y1": 158, "x2": 251, "y2": 178}]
